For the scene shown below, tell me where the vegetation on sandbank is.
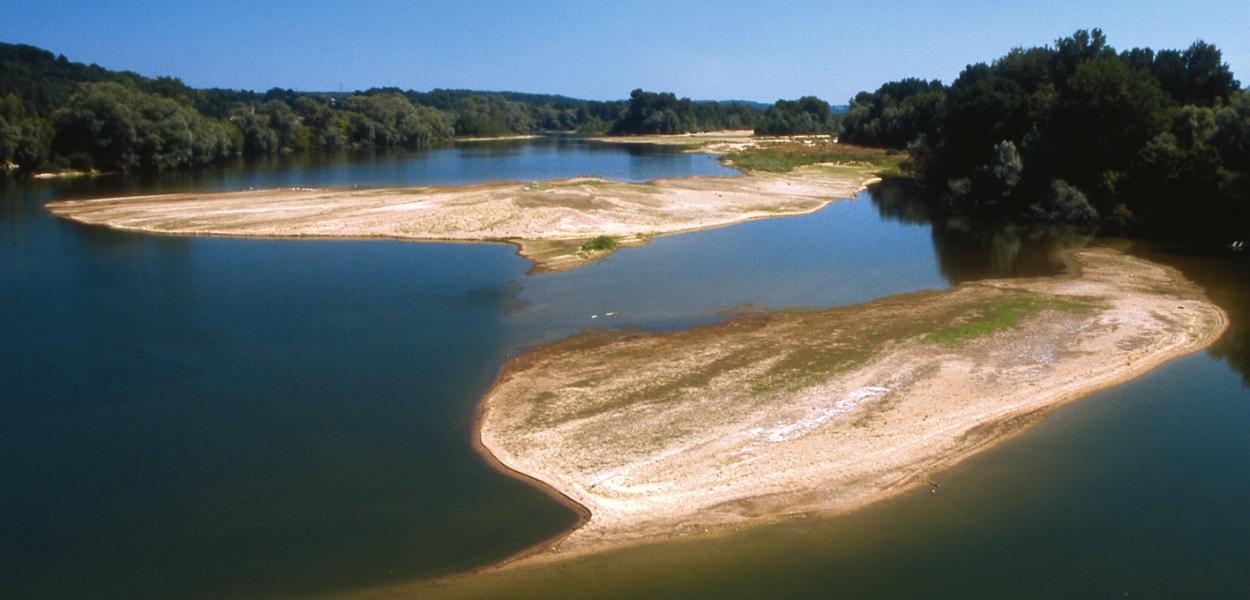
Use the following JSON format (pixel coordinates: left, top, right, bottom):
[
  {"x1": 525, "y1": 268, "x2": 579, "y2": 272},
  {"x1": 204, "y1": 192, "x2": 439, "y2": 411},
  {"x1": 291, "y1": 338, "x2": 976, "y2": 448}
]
[
  {"x1": 579, "y1": 235, "x2": 619, "y2": 253},
  {"x1": 724, "y1": 141, "x2": 905, "y2": 176}
]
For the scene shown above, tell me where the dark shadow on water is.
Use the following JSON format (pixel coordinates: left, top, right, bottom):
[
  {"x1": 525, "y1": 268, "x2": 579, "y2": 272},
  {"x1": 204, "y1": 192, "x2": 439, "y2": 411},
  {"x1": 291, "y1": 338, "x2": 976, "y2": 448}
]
[
  {"x1": 869, "y1": 179, "x2": 1092, "y2": 283},
  {"x1": 1129, "y1": 243, "x2": 1250, "y2": 387}
]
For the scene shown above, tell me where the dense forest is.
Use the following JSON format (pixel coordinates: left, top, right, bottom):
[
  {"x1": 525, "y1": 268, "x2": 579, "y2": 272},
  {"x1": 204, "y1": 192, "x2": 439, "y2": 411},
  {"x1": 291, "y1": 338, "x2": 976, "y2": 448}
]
[
  {"x1": 755, "y1": 96, "x2": 842, "y2": 135},
  {"x1": 842, "y1": 30, "x2": 1249, "y2": 241},
  {"x1": 609, "y1": 89, "x2": 762, "y2": 134},
  {"x1": 610, "y1": 89, "x2": 842, "y2": 136},
  {"x1": 0, "y1": 42, "x2": 844, "y2": 174},
  {"x1": 0, "y1": 42, "x2": 613, "y2": 172}
]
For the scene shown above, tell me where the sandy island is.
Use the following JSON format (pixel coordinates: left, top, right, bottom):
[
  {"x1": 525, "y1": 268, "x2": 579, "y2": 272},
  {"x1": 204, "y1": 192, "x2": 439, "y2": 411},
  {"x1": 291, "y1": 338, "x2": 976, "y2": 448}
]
[
  {"x1": 46, "y1": 158, "x2": 874, "y2": 273},
  {"x1": 475, "y1": 248, "x2": 1226, "y2": 565}
]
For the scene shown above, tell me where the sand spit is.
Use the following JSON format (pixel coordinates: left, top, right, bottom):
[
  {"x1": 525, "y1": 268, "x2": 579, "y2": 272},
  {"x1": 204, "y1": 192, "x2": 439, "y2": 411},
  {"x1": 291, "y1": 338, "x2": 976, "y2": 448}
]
[
  {"x1": 476, "y1": 248, "x2": 1226, "y2": 563},
  {"x1": 592, "y1": 130, "x2": 836, "y2": 155},
  {"x1": 454, "y1": 134, "x2": 543, "y2": 142},
  {"x1": 46, "y1": 165, "x2": 873, "y2": 273}
]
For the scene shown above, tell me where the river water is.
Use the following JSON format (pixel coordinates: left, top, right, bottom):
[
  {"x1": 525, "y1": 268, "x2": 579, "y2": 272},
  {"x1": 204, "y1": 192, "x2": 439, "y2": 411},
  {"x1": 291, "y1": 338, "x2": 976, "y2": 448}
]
[{"x1": 1, "y1": 138, "x2": 1247, "y2": 598}]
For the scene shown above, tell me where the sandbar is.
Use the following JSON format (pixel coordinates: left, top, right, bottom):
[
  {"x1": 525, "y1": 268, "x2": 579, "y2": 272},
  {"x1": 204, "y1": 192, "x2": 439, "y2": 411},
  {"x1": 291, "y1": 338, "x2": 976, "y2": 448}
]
[
  {"x1": 46, "y1": 163, "x2": 875, "y2": 273},
  {"x1": 591, "y1": 130, "x2": 836, "y2": 155},
  {"x1": 476, "y1": 248, "x2": 1226, "y2": 564}
]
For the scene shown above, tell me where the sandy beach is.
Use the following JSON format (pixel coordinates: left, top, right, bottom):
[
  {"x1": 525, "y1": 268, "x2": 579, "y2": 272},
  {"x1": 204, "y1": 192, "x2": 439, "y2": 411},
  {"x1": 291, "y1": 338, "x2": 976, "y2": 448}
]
[
  {"x1": 454, "y1": 134, "x2": 544, "y2": 142},
  {"x1": 592, "y1": 130, "x2": 836, "y2": 155},
  {"x1": 46, "y1": 163, "x2": 875, "y2": 273},
  {"x1": 475, "y1": 248, "x2": 1227, "y2": 565}
]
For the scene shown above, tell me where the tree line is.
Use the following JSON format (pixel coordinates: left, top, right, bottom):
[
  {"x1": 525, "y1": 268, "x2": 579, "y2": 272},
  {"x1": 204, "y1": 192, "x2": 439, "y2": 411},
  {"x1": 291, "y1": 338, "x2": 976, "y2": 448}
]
[
  {"x1": 0, "y1": 43, "x2": 844, "y2": 174},
  {"x1": 610, "y1": 89, "x2": 762, "y2": 134},
  {"x1": 611, "y1": 89, "x2": 842, "y2": 136},
  {"x1": 842, "y1": 29, "x2": 1249, "y2": 241},
  {"x1": 0, "y1": 42, "x2": 602, "y2": 173}
]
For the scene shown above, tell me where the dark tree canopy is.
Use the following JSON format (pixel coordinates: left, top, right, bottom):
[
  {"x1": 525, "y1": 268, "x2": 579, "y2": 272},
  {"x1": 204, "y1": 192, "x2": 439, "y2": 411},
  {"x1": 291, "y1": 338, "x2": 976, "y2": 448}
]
[
  {"x1": 841, "y1": 29, "x2": 1248, "y2": 241},
  {"x1": 754, "y1": 96, "x2": 841, "y2": 135},
  {"x1": 610, "y1": 89, "x2": 763, "y2": 134},
  {"x1": 51, "y1": 82, "x2": 236, "y2": 171},
  {"x1": 0, "y1": 42, "x2": 779, "y2": 172},
  {"x1": 841, "y1": 78, "x2": 945, "y2": 148}
]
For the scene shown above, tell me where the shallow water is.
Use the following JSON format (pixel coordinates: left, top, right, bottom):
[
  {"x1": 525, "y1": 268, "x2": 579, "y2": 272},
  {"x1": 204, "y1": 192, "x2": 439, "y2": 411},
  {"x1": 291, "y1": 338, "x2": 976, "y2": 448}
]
[{"x1": 1, "y1": 139, "x2": 1247, "y2": 598}]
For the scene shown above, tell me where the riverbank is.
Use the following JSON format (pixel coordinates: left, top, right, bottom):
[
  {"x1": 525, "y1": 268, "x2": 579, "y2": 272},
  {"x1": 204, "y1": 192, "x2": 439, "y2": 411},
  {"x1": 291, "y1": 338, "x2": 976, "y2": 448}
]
[
  {"x1": 46, "y1": 158, "x2": 879, "y2": 273},
  {"x1": 454, "y1": 134, "x2": 544, "y2": 142},
  {"x1": 31, "y1": 168, "x2": 109, "y2": 179},
  {"x1": 471, "y1": 248, "x2": 1225, "y2": 568}
]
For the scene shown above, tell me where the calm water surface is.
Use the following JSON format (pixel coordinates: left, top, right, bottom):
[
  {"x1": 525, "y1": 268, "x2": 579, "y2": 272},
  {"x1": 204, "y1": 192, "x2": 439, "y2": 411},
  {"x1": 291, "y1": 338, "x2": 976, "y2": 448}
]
[{"x1": 1, "y1": 138, "x2": 1247, "y2": 598}]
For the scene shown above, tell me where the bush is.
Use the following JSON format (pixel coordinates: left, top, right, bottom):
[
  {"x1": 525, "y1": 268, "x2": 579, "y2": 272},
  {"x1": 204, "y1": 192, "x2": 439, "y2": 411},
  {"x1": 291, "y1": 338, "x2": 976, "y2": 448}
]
[
  {"x1": 65, "y1": 151, "x2": 93, "y2": 171},
  {"x1": 1029, "y1": 179, "x2": 1098, "y2": 222},
  {"x1": 580, "y1": 235, "x2": 618, "y2": 252}
]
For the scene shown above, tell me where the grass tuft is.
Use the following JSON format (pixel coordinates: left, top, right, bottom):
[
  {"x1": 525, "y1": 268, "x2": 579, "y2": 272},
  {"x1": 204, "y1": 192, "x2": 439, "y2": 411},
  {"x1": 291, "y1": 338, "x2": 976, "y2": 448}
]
[
  {"x1": 923, "y1": 295, "x2": 1093, "y2": 344},
  {"x1": 579, "y1": 235, "x2": 619, "y2": 253},
  {"x1": 724, "y1": 141, "x2": 906, "y2": 175}
]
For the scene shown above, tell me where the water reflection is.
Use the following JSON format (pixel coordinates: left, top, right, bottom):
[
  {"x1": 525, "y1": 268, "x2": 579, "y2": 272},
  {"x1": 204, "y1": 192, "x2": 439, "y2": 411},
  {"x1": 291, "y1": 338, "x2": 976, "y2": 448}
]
[
  {"x1": 1131, "y1": 246, "x2": 1250, "y2": 386},
  {"x1": 929, "y1": 218, "x2": 1094, "y2": 283},
  {"x1": 870, "y1": 180, "x2": 1093, "y2": 283}
]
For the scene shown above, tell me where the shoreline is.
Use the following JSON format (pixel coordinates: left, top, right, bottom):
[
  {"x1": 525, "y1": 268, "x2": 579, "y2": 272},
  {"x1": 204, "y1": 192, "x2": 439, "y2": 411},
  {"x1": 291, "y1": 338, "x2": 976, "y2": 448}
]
[
  {"x1": 31, "y1": 169, "x2": 110, "y2": 179},
  {"x1": 469, "y1": 361, "x2": 592, "y2": 567},
  {"x1": 465, "y1": 247, "x2": 1228, "y2": 574},
  {"x1": 454, "y1": 134, "x2": 543, "y2": 142},
  {"x1": 589, "y1": 130, "x2": 836, "y2": 156}
]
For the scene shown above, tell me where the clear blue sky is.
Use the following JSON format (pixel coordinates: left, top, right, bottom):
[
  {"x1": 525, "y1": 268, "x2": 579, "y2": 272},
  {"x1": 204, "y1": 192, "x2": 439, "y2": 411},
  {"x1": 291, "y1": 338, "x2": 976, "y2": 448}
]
[{"x1": 3, "y1": 0, "x2": 1247, "y2": 103}]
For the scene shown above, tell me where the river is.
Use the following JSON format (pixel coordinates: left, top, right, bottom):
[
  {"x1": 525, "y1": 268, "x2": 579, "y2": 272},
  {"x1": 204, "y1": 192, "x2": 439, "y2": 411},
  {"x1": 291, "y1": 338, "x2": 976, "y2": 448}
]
[{"x1": 2, "y1": 137, "x2": 1247, "y2": 598}]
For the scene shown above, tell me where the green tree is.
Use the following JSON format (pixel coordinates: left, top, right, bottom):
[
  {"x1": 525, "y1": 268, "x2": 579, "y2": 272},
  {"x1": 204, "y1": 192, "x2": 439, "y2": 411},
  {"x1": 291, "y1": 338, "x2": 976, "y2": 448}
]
[
  {"x1": 841, "y1": 79, "x2": 945, "y2": 148},
  {"x1": 1215, "y1": 92, "x2": 1250, "y2": 170},
  {"x1": 1045, "y1": 55, "x2": 1172, "y2": 203},
  {"x1": 343, "y1": 92, "x2": 454, "y2": 147},
  {"x1": 844, "y1": 29, "x2": 1248, "y2": 238},
  {"x1": 53, "y1": 81, "x2": 235, "y2": 170},
  {"x1": 611, "y1": 89, "x2": 762, "y2": 134},
  {"x1": 755, "y1": 96, "x2": 840, "y2": 135}
]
